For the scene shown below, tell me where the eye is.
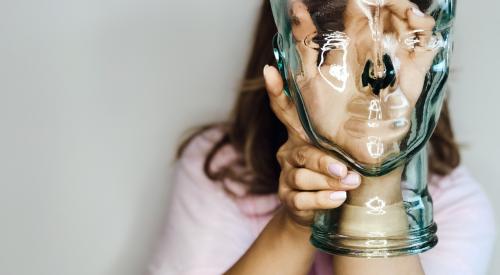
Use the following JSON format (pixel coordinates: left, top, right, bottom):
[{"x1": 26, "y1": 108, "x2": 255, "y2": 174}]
[
  {"x1": 400, "y1": 30, "x2": 445, "y2": 52},
  {"x1": 304, "y1": 31, "x2": 350, "y2": 51},
  {"x1": 303, "y1": 32, "x2": 319, "y2": 49}
]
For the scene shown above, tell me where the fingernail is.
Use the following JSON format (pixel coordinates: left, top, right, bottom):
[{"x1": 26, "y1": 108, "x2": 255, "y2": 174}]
[
  {"x1": 411, "y1": 7, "x2": 425, "y2": 17},
  {"x1": 328, "y1": 163, "x2": 346, "y2": 177},
  {"x1": 341, "y1": 173, "x2": 361, "y2": 186},
  {"x1": 330, "y1": 191, "x2": 347, "y2": 201},
  {"x1": 263, "y1": 64, "x2": 270, "y2": 73}
]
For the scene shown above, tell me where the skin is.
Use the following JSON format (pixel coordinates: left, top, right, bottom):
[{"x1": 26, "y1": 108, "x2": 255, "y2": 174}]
[
  {"x1": 225, "y1": 0, "x2": 435, "y2": 274},
  {"x1": 225, "y1": 64, "x2": 423, "y2": 275},
  {"x1": 290, "y1": 0, "x2": 439, "y2": 238}
]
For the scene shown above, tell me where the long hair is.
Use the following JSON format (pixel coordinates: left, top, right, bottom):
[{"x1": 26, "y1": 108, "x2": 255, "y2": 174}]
[{"x1": 177, "y1": 0, "x2": 460, "y2": 196}]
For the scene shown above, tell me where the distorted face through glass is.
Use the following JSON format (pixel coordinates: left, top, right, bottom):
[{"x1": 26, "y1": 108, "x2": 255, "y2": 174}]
[{"x1": 271, "y1": 0, "x2": 454, "y2": 174}]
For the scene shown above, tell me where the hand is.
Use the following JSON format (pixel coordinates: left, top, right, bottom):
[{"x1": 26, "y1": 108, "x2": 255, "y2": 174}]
[
  {"x1": 391, "y1": 0, "x2": 439, "y2": 106},
  {"x1": 263, "y1": 64, "x2": 362, "y2": 229}
]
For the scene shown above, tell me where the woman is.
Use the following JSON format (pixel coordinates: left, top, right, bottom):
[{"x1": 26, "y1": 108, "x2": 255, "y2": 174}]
[{"x1": 149, "y1": 1, "x2": 495, "y2": 274}]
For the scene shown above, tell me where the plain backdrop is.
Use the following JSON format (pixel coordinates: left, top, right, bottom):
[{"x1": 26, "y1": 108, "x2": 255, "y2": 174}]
[{"x1": 0, "y1": 0, "x2": 498, "y2": 274}]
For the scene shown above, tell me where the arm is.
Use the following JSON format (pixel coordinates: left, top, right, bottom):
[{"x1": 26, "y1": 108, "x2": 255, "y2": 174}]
[
  {"x1": 225, "y1": 66, "x2": 361, "y2": 274},
  {"x1": 225, "y1": 207, "x2": 316, "y2": 275},
  {"x1": 148, "y1": 129, "x2": 257, "y2": 275},
  {"x1": 263, "y1": 65, "x2": 426, "y2": 275}
]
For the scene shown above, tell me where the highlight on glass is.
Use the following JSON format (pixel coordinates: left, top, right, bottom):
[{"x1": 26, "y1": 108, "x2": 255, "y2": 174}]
[{"x1": 270, "y1": 0, "x2": 455, "y2": 257}]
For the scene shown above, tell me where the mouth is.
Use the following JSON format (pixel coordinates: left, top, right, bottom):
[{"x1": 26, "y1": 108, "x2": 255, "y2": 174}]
[
  {"x1": 344, "y1": 95, "x2": 411, "y2": 139},
  {"x1": 344, "y1": 117, "x2": 410, "y2": 139}
]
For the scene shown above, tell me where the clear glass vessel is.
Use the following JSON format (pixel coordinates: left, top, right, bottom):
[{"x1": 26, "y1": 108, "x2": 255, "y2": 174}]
[{"x1": 270, "y1": 0, "x2": 456, "y2": 257}]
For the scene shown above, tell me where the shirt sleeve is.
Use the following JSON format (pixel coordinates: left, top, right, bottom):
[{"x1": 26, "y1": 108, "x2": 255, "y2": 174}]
[
  {"x1": 420, "y1": 167, "x2": 497, "y2": 275},
  {"x1": 147, "y1": 130, "x2": 255, "y2": 275}
]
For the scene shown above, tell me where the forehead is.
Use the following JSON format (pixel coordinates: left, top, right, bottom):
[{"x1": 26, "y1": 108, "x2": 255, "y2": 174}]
[
  {"x1": 284, "y1": 0, "x2": 453, "y2": 31},
  {"x1": 288, "y1": 0, "x2": 433, "y2": 12}
]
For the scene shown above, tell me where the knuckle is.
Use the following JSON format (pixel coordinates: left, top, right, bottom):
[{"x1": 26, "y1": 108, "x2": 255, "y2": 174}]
[
  {"x1": 291, "y1": 194, "x2": 305, "y2": 211},
  {"x1": 279, "y1": 173, "x2": 289, "y2": 190},
  {"x1": 277, "y1": 145, "x2": 285, "y2": 156},
  {"x1": 313, "y1": 194, "x2": 326, "y2": 209},
  {"x1": 278, "y1": 174, "x2": 291, "y2": 200},
  {"x1": 294, "y1": 146, "x2": 308, "y2": 166},
  {"x1": 293, "y1": 169, "x2": 305, "y2": 186},
  {"x1": 326, "y1": 177, "x2": 338, "y2": 188},
  {"x1": 278, "y1": 189, "x2": 286, "y2": 203},
  {"x1": 276, "y1": 142, "x2": 292, "y2": 166},
  {"x1": 278, "y1": 186, "x2": 287, "y2": 203},
  {"x1": 318, "y1": 154, "x2": 329, "y2": 172},
  {"x1": 276, "y1": 147, "x2": 286, "y2": 164}
]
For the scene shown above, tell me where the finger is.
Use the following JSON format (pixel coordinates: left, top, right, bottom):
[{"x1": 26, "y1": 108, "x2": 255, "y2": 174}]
[
  {"x1": 263, "y1": 64, "x2": 285, "y2": 97},
  {"x1": 391, "y1": 10, "x2": 438, "y2": 71},
  {"x1": 287, "y1": 144, "x2": 348, "y2": 178},
  {"x1": 263, "y1": 65, "x2": 308, "y2": 140},
  {"x1": 287, "y1": 168, "x2": 361, "y2": 191},
  {"x1": 382, "y1": 0, "x2": 417, "y2": 20},
  {"x1": 406, "y1": 6, "x2": 436, "y2": 31},
  {"x1": 386, "y1": 1, "x2": 435, "y2": 32},
  {"x1": 263, "y1": 65, "x2": 293, "y2": 121},
  {"x1": 286, "y1": 190, "x2": 347, "y2": 211},
  {"x1": 290, "y1": 1, "x2": 319, "y2": 80},
  {"x1": 390, "y1": 6, "x2": 437, "y2": 58},
  {"x1": 406, "y1": 8, "x2": 437, "y2": 56}
]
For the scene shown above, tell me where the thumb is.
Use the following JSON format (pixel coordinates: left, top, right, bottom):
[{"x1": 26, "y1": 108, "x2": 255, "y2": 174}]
[
  {"x1": 263, "y1": 65, "x2": 309, "y2": 142},
  {"x1": 263, "y1": 64, "x2": 284, "y2": 97},
  {"x1": 263, "y1": 64, "x2": 290, "y2": 118}
]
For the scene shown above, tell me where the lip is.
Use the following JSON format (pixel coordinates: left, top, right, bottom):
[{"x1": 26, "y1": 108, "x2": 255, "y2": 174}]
[
  {"x1": 347, "y1": 94, "x2": 411, "y2": 120},
  {"x1": 347, "y1": 97, "x2": 376, "y2": 119},
  {"x1": 345, "y1": 96, "x2": 410, "y2": 139},
  {"x1": 344, "y1": 117, "x2": 410, "y2": 139}
]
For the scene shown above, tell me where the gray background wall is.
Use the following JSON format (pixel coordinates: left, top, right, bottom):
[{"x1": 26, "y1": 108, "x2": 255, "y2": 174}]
[{"x1": 0, "y1": 0, "x2": 498, "y2": 274}]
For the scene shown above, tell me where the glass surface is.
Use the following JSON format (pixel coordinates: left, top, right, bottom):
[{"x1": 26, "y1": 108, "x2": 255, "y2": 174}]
[{"x1": 270, "y1": 0, "x2": 455, "y2": 257}]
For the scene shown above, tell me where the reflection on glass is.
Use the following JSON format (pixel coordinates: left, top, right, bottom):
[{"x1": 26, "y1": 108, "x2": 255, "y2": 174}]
[{"x1": 271, "y1": 0, "x2": 455, "y2": 257}]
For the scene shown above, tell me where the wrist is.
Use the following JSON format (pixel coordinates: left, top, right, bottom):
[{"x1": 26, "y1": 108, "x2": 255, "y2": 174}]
[
  {"x1": 276, "y1": 207, "x2": 312, "y2": 238},
  {"x1": 275, "y1": 207, "x2": 317, "y2": 259}
]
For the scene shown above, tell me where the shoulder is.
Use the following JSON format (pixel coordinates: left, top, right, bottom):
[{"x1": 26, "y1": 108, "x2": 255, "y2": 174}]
[
  {"x1": 430, "y1": 165, "x2": 495, "y2": 223},
  {"x1": 429, "y1": 165, "x2": 495, "y2": 234},
  {"x1": 175, "y1": 125, "x2": 239, "y2": 187},
  {"x1": 177, "y1": 125, "x2": 282, "y2": 218},
  {"x1": 149, "y1": 127, "x2": 256, "y2": 274},
  {"x1": 178, "y1": 125, "x2": 231, "y2": 161},
  {"x1": 422, "y1": 165, "x2": 496, "y2": 274},
  {"x1": 172, "y1": 124, "x2": 240, "y2": 197}
]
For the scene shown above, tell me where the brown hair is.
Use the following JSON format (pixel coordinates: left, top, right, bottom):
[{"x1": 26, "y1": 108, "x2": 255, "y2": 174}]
[{"x1": 177, "y1": 0, "x2": 460, "y2": 196}]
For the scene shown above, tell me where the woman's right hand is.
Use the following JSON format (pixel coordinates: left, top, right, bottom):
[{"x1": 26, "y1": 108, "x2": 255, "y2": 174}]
[{"x1": 263, "y1": 65, "x2": 362, "y2": 230}]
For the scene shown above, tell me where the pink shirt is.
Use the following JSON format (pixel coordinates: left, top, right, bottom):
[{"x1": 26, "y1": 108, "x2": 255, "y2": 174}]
[{"x1": 148, "y1": 128, "x2": 496, "y2": 275}]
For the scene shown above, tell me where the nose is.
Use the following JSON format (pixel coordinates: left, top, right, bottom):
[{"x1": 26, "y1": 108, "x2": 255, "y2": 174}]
[{"x1": 361, "y1": 54, "x2": 396, "y2": 96}]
